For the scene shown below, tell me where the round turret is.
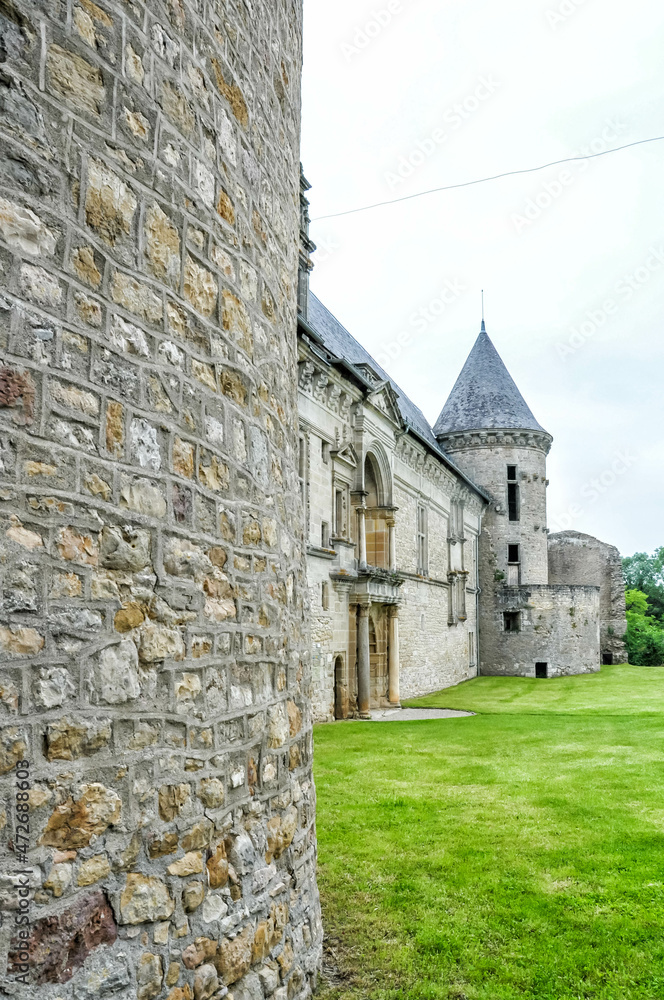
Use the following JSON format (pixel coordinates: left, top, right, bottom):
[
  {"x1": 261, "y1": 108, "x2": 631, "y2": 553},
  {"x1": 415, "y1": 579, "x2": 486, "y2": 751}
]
[{"x1": 435, "y1": 323, "x2": 552, "y2": 585}]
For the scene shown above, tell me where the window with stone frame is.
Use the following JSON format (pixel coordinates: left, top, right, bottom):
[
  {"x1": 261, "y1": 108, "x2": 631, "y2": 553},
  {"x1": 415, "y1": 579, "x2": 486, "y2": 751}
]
[
  {"x1": 451, "y1": 500, "x2": 465, "y2": 539},
  {"x1": 417, "y1": 504, "x2": 428, "y2": 575},
  {"x1": 333, "y1": 481, "x2": 349, "y2": 539},
  {"x1": 504, "y1": 611, "x2": 521, "y2": 633},
  {"x1": 507, "y1": 543, "x2": 521, "y2": 585},
  {"x1": 457, "y1": 576, "x2": 467, "y2": 620}
]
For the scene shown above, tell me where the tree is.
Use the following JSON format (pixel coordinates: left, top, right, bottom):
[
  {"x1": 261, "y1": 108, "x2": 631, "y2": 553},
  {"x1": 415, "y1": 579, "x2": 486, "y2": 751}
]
[
  {"x1": 623, "y1": 550, "x2": 664, "y2": 621},
  {"x1": 625, "y1": 589, "x2": 664, "y2": 666}
]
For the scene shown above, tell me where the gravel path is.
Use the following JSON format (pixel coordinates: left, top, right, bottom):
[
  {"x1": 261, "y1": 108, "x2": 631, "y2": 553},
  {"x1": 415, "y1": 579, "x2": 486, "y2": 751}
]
[{"x1": 367, "y1": 707, "x2": 474, "y2": 721}]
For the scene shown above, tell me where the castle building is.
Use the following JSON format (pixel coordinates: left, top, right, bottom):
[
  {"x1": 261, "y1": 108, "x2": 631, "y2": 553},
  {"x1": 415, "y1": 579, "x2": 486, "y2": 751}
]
[{"x1": 298, "y1": 179, "x2": 626, "y2": 721}]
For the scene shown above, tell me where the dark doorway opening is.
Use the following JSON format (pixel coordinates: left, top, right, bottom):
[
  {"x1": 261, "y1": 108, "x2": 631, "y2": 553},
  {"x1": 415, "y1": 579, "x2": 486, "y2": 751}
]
[
  {"x1": 535, "y1": 662, "x2": 548, "y2": 679},
  {"x1": 602, "y1": 653, "x2": 613, "y2": 666},
  {"x1": 334, "y1": 655, "x2": 346, "y2": 720}
]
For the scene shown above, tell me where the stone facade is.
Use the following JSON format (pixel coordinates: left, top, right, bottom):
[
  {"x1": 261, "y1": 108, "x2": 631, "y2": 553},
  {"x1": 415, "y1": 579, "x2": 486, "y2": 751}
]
[
  {"x1": 299, "y1": 340, "x2": 485, "y2": 721},
  {"x1": 548, "y1": 531, "x2": 628, "y2": 664},
  {"x1": 0, "y1": 0, "x2": 321, "y2": 997},
  {"x1": 297, "y1": 184, "x2": 485, "y2": 722}
]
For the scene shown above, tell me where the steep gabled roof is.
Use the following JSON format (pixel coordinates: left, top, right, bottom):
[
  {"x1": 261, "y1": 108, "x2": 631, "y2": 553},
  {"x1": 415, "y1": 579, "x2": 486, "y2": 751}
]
[
  {"x1": 304, "y1": 294, "x2": 489, "y2": 502},
  {"x1": 434, "y1": 323, "x2": 547, "y2": 436},
  {"x1": 308, "y1": 293, "x2": 440, "y2": 449}
]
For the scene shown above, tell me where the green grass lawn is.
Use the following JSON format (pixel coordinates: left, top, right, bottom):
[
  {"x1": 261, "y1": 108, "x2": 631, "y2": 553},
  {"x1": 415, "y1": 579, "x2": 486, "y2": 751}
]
[
  {"x1": 402, "y1": 664, "x2": 664, "y2": 715},
  {"x1": 314, "y1": 665, "x2": 664, "y2": 1000}
]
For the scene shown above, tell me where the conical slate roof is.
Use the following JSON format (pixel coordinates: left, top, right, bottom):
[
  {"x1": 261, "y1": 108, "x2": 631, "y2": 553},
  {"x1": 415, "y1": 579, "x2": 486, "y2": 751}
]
[{"x1": 434, "y1": 323, "x2": 547, "y2": 436}]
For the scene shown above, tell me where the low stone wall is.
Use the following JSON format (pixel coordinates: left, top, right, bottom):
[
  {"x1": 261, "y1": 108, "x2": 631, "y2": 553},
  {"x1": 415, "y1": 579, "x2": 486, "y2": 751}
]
[{"x1": 480, "y1": 584, "x2": 600, "y2": 677}]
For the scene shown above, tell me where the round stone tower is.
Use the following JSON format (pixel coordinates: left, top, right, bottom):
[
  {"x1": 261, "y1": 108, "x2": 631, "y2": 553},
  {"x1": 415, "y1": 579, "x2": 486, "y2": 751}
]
[
  {"x1": 435, "y1": 323, "x2": 600, "y2": 678},
  {"x1": 0, "y1": 0, "x2": 321, "y2": 995},
  {"x1": 434, "y1": 321, "x2": 553, "y2": 590}
]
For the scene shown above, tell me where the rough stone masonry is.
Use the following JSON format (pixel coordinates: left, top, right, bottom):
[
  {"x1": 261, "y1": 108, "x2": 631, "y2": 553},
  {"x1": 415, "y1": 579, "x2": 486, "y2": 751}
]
[{"x1": 0, "y1": 0, "x2": 322, "y2": 996}]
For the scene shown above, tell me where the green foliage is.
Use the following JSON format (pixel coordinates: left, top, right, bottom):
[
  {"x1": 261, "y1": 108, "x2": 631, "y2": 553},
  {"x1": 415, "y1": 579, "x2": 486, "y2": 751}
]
[
  {"x1": 626, "y1": 588, "x2": 650, "y2": 616},
  {"x1": 623, "y1": 549, "x2": 664, "y2": 621},
  {"x1": 315, "y1": 666, "x2": 664, "y2": 1000},
  {"x1": 625, "y1": 588, "x2": 664, "y2": 667}
]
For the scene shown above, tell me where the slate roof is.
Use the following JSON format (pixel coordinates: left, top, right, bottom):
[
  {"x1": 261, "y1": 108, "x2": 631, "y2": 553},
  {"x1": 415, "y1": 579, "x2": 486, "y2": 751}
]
[
  {"x1": 305, "y1": 294, "x2": 489, "y2": 500},
  {"x1": 433, "y1": 323, "x2": 548, "y2": 436}
]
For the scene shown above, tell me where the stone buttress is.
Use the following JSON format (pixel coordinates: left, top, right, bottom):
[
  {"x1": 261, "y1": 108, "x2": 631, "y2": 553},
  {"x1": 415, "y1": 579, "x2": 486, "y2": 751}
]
[{"x1": 0, "y1": 0, "x2": 322, "y2": 996}]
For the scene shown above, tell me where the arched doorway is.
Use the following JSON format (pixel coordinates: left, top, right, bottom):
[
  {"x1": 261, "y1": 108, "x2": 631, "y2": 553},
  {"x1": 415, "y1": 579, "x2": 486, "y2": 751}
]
[
  {"x1": 364, "y1": 454, "x2": 388, "y2": 568},
  {"x1": 334, "y1": 654, "x2": 347, "y2": 720},
  {"x1": 364, "y1": 454, "x2": 381, "y2": 507}
]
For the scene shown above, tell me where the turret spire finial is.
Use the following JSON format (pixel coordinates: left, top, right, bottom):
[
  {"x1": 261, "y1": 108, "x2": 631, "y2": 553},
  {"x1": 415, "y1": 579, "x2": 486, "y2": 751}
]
[{"x1": 481, "y1": 290, "x2": 486, "y2": 333}]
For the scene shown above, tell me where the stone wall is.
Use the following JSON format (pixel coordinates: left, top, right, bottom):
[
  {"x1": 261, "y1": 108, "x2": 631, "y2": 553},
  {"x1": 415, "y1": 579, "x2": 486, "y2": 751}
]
[
  {"x1": 480, "y1": 584, "x2": 600, "y2": 677},
  {"x1": 548, "y1": 531, "x2": 628, "y2": 664},
  {"x1": 0, "y1": 0, "x2": 322, "y2": 996},
  {"x1": 438, "y1": 435, "x2": 552, "y2": 587},
  {"x1": 397, "y1": 576, "x2": 477, "y2": 698},
  {"x1": 439, "y1": 433, "x2": 602, "y2": 679}
]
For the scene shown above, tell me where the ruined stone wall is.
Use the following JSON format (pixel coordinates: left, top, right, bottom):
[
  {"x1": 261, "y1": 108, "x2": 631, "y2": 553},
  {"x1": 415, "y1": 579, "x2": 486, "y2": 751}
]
[
  {"x1": 479, "y1": 584, "x2": 600, "y2": 677},
  {"x1": 548, "y1": 531, "x2": 628, "y2": 664},
  {"x1": 0, "y1": 0, "x2": 322, "y2": 996}
]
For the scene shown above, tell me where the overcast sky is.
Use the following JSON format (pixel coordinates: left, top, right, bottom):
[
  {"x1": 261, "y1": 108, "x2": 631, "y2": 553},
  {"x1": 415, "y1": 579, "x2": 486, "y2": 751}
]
[{"x1": 300, "y1": 0, "x2": 664, "y2": 558}]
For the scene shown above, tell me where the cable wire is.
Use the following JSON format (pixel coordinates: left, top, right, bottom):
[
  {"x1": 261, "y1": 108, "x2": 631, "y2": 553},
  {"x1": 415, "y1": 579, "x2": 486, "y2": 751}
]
[{"x1": 312, "y1": 135, "x2": 664, "y2": 221}]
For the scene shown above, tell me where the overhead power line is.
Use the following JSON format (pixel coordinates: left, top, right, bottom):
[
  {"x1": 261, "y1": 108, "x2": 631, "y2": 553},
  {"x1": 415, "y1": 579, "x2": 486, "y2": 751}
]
[{"x1": 312, "y1": 135, "x2": 664, "y2": 222}]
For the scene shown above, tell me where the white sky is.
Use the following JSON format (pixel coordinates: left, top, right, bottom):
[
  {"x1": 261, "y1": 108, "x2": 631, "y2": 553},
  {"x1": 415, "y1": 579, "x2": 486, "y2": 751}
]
[{"x1": 301, "y1": 0, "x2": 664, "y2": 557}]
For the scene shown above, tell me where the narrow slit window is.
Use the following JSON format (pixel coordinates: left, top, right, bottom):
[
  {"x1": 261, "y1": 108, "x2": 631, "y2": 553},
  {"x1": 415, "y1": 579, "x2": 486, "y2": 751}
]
[
  {"x1": 507, "y1": 544, "x2": 521, "y2": 585},
  {"x1": 334, "y1": 489, "x2": 344, "y2": 537},
  {"x1": 417, "y1": 505, "x2": 428, "y2": 575},
  {"x1": 298, "y1": 436, "x2": 308, "y2": 500},
  {"x1": 321, "y1": 521, "x2": 329, "y2": 548},
  {"x1": 507, "y1": 466, "x2": 520, "y2": 521}
]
